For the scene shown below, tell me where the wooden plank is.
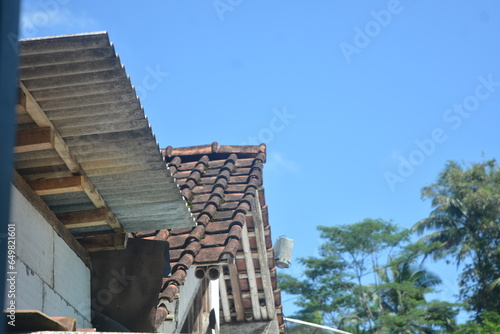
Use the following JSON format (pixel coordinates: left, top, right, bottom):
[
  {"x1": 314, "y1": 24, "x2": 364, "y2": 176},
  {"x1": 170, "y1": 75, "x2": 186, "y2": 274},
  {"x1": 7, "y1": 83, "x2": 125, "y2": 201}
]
[
  {"x1": 228, "y1": 264, "x2": 245, "y2": 322},
  {"x1": 6, "y1": 310, "x2": 75, "y2": 331},
  {"x1": 77, "y1": 232, "x2": 127, "y2": 252},
  {"x1": 11, "y1": 171, "x2": 91, "y2": 268},
  {"x1": 52, "y1": 317, "x2": 76, "y2": 331},
  {"x1": 56, "y1": 207, "x2": 111, "y2": 229},
  {"x1": 15, "y1": 127, "x2": 54, "y2": 153},
  {"x1": 28, "y1": 176, "x2": 83, "y2": 196},
  {"x1": 219, "y1": 272, "x2": 232, "y2": 323},
  {"x1": 241, "y1": 223, "x2": 262, "y2": 321},
  {"x1": 16, "y1": 113, "x2": 34, "y2": 125},
  {"x1": 251, "y1": 189, "x2": 276, "y2": 320}
]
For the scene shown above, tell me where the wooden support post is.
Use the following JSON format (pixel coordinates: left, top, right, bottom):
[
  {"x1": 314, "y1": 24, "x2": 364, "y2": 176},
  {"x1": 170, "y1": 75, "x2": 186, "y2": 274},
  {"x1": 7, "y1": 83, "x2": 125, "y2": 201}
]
[{"x1": 15, "y1": 127, "x2": 54, "y2": 153}]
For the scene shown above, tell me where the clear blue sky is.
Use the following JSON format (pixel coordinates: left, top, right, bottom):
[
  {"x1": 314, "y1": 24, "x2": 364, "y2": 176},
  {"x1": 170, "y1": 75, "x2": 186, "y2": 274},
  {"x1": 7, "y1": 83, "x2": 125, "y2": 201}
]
[{"x1": 20, "y1": 0, "x2": 500, "y2": 321}]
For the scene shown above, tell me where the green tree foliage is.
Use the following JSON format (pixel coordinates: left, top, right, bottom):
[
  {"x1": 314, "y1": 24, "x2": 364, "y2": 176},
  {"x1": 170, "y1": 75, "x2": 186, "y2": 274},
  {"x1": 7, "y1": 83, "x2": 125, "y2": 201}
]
[
  {"x1": 456, "y1": 311, "x2": 500, "y2": 334},
  {"x1": 375, "y1": 261, "x2": 457, "y2": 333},
  {"x1": 413, "y1": 160, "x2": 500, "y2": 316},
  {"x1": 279, "y1": 218, "x2": 457, "y2": 333}
]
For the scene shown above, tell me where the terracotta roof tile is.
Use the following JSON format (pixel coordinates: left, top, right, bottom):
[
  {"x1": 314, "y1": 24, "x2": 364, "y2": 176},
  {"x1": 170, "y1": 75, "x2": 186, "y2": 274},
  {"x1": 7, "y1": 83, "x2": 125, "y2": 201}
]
[
  {"x1": 134, "y1": 143, "x2": 285, "y2": 331},
  {"x1": 196, "y1": 246, "x2": 226, "y2": 264}
]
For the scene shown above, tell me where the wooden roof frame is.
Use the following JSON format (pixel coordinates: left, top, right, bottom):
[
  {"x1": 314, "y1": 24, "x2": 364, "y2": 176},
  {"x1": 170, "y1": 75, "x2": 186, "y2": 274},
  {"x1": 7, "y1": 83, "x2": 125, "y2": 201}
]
[{"x1": 15, "y1": 82, "x2": 127, "y2": 252}]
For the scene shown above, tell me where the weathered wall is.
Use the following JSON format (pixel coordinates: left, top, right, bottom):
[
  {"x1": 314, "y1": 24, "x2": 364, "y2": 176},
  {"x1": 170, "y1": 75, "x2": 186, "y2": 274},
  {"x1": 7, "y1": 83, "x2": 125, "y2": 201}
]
[{"x1": 6, "y1": 185, "x2": 92, "y2": 328}]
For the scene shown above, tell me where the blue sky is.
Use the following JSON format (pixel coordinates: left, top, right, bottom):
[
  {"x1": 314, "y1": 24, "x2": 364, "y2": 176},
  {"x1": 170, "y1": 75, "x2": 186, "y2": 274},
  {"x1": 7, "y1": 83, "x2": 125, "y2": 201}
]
[{"x1": 19, "y1": 0, "x2": 500, "y2": 322}]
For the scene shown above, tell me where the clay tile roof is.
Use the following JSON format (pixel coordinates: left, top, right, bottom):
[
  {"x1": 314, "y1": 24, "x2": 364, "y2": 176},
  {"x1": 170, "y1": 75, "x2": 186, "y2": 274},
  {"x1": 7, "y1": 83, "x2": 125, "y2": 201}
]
[{"x1": 134, "y1": 142, "x2": 285, "y2": 332}]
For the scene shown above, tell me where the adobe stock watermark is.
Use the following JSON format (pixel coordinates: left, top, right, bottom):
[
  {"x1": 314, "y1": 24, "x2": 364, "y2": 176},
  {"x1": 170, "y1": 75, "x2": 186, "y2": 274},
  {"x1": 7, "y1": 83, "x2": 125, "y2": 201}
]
[
  {"x1": 240, "y1": 106, "x2": 296, "y2": 145},
  {"x1": 385, "y1": 74, "x2": 500, "y2": 192},
  {"x1": 134, "y1": 65, "x2": 169, "y2": 102},
  {"x1": 339, "y1": 0, "x2": 403, "y2": 63},
  {"x1": 213, "y1": 0, "x2": 243, "y2": 21},
  {"x1": 8, "y1": 0, "x2": 72, "y2": 52},
  {"x1": 91, "y1": 268, "x2": 135, "y2": 313}
]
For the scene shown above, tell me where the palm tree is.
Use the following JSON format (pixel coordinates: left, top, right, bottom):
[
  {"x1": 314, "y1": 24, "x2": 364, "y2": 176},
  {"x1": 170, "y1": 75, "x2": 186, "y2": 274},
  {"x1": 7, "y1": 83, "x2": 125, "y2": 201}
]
[
  {"x1": 412, "y1": 160, "x2": 500, "y2": 315},
  {"x1": 376, "y1": 261, "x2": 441, "y2": 313},
  {"x1": 373, "y1": 260, "x2": 457, "y2": 333}
]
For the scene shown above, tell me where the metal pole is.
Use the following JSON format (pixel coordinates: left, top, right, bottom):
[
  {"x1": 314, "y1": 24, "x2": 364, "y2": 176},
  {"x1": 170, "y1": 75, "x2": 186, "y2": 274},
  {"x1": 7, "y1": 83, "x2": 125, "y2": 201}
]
[{"x1": 284, "y1": 317, "x2": 353, "y2": 334}]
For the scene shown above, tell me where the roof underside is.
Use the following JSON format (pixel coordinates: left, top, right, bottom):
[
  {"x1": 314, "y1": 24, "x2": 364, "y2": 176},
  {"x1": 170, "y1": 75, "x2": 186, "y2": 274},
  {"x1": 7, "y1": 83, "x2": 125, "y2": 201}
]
[{"x1": 16, "y1": 32, "x2": 194, "y2": 236}]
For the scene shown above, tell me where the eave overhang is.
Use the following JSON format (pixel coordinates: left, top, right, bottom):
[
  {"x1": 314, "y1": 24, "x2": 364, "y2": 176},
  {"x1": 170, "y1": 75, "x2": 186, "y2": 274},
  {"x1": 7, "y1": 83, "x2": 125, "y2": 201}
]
[{"x1": 15, "y1": 32, "x2": 194, "y2": 251}]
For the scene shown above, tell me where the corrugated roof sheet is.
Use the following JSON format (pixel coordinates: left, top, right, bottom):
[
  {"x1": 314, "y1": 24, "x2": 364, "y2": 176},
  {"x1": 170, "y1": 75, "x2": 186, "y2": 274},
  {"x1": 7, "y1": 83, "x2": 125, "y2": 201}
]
[{"x1": 17, "y1": 32, "x2": 194, "y2": 232}]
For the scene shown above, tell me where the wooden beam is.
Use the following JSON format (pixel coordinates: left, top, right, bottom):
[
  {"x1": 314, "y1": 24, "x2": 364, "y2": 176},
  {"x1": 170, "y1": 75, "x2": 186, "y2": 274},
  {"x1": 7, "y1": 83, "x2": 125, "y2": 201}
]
[
  {"x1": 56, "y1": 207, "x2": 111, "y2": 229},
  {"x1": 15, "y1": 127, "x2": 54, "y2": 153},
  {"x1": 77, "y1": 232, "x2": 128, "y2": 252},
  {"x1": 251, "y1": 189, "x2": 276, "y2": 320},
  {"x1": 17, "y1": 87, "x2": 27, "y2": 113},
  {"x1": 241, "y1": 223, "x2": 262, "y2": 321},
  {"x1": 80, "y1": 175, "x2": 122, "y2": 232},
  {"x1": 228, "y1": 264, "x2": 245, "y2": 322},
  {"x1": 20, "y1": 82, "x2": 81, "y2": 173},
  {"x1": 28, "y1": 176, "x2": 83, "y2": 196}
]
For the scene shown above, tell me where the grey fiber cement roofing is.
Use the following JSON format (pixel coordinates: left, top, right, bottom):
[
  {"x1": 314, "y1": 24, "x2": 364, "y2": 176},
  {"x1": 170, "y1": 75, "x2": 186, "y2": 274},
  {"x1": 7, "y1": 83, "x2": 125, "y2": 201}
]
[{"x1": 17, "y1": 32, "x2": 194, "y2": 232}]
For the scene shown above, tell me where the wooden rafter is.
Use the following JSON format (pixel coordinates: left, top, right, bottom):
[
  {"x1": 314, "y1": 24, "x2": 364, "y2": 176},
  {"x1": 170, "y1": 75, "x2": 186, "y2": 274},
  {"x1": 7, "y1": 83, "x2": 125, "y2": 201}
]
[
  {"x1": 15, "y1": 127, "x2": 54, "y2": 153},
  {"x1": 28, "y1": 176, "x2": 84, "y2": 196},
  {"x1": 56, "y1": 207, "x2": 111, "y2": 229},
  {"x1": 77, "y1": 232, "x2": 128, "y2": 252},
  {"x1": 18, "y1": 82, "x2": 126, "y2": 249},
  {"x1": 20, "y1": 82, "x2": 82, "y2": 173}
]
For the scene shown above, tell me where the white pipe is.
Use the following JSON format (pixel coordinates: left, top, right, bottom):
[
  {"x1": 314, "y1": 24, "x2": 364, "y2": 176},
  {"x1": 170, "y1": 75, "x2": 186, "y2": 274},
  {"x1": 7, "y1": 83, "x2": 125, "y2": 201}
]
[{"x1": 284, "y1": 318, "x2": 353, "y2": 334}]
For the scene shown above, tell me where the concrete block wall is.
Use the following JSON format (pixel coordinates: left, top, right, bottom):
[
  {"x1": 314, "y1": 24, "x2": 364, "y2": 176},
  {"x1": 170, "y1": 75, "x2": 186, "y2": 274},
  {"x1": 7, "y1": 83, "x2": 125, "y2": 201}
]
[{"x1": 7, "y1": 186, "x2": 92, "y2": 328}]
